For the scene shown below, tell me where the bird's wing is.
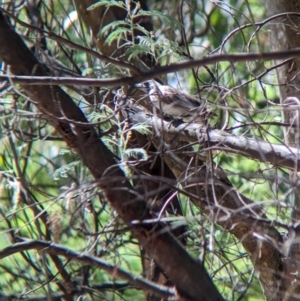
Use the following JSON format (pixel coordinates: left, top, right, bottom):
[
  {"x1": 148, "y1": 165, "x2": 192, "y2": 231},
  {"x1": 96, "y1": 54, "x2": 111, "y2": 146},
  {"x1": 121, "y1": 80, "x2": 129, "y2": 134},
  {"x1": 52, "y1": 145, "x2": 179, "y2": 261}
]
[
  {"x1": 149, "y1": 81, "x2": 205, "y2": 113},
  {"x1": 176, "y1": 92, "x2": 202, "y2": 108}
]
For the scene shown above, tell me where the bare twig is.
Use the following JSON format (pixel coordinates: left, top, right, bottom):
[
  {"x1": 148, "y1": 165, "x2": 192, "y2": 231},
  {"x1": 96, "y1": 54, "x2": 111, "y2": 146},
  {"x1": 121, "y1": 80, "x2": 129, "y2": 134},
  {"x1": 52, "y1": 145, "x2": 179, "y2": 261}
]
[
  {"x1": 0, "y1": 238, "x2": 175, "y2": 300},
  {"x1": 128, "y1": 106, "x2": 300, "y2": 171}
]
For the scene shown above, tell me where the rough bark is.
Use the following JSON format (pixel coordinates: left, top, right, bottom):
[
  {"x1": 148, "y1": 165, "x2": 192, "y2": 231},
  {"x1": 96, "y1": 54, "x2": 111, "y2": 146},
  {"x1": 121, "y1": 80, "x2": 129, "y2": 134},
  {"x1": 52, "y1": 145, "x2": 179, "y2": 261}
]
[
  {"x1": 125, "y1": 103, "x2": 286, "y2": 301},
  {"x1": 266, "y1": 1, "x2": 300, "y2": 300},
  {"x1": 73, "y1": 1, "x2": 184, "y2": 298},
  {"x1": 0, "y1": 10, "x2": 225, "y2": 301},
  {"x1": 129, "y1": 106, "x2": 300, "y2": 171},
  {"x1": 0, "y1": 1, "x2": 295, "y2": 300}
]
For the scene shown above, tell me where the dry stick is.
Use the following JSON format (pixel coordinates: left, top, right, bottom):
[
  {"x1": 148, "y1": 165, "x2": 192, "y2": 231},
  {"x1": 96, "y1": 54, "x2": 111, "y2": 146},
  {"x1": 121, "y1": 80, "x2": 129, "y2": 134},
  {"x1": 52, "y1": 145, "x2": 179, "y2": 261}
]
[
  {"x1": 0, "y1": 11, "x2": 224, "y2": 301},
  {"x1": 0, "y1": 239, "x2": 175, "y2": 300},
  {"x1": 1, "y1": 47, "x2": 300, "y2": 86},
  {"x1": 129, "y1": 107, "x2": 300, "y2": 171},
  {"x1": 0, "y1": 8, "x2": 140, "y2": 74}
]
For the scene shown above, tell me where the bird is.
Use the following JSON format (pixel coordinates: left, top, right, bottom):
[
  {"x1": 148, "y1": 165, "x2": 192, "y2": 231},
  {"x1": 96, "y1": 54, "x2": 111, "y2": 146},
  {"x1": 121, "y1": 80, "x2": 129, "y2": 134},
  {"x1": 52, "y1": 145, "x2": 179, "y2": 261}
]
[
  {"x1": 147, "y1": 80, "x2": 210, "y2": 124},
  {"x1": 283, "y1": 96, "x2": 300, "y2": 149}
]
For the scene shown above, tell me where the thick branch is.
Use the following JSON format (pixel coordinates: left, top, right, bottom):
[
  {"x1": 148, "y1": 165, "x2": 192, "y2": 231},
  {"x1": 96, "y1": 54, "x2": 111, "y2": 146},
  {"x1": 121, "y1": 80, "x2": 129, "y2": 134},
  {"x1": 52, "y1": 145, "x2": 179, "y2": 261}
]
[
  {"x1": 0, "y1": 11, "x2": 223, "y2": 301},
  {"x1": 3, "y1": 47, "x2": 300, "y2": 86},
  {"x1": 127, "y1": 105, "x2": 286, "y2": 301},
  {"x1": 129, "y1": 106, "x2": 300, "y2": 171},
  {"x1": 0, "y1": 239, "x2": 174, "y2": 300},
  {"x1": 266, "y1": 2, "x2": 300, "y2": 301},
  {"x1": 0, "y1": 7, "x2": 140, "y2": 74}
]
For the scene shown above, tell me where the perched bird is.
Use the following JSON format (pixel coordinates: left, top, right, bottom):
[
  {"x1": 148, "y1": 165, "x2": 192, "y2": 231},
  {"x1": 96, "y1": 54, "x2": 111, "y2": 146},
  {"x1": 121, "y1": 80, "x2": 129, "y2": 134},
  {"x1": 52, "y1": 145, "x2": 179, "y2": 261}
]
[
  {"x1": 147, "y1": 80, "x2": 209, "y2": 124},
  {"x1": 283, "y1": 96, "x2": 300, "y2": 149}
]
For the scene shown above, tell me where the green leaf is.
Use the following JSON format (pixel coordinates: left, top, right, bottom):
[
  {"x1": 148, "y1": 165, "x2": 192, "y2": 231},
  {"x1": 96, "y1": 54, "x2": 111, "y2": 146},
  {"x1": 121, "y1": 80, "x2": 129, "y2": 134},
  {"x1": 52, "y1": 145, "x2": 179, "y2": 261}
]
[
  {"x1": 125, "y1": 44, "x2": 150, "y2": 60},
  {"x1": 155, "y1": 38, "x2": 183, "y2": 53},
  {"x1": 132, "y1": 24, "x2": 150, "y2": 37},
  {"x1": 154, "y1": 38, "x2": 185, "y2": 62},
  {"x1": 105, "y1": 27, "x2": 131, "y2": 46},
  {"x1": 82, "y1": 68, "x2": 94, "y2": 76},
  {"x1": 138, "y1": 36, "x2": 155, "y2": 48},
  {"x1": 59, "y1": 148, "x2": 72, "y2": 155},
  {"x1": 99, "y1": 20, "x2": 130, "y2": 37},
  {"x1": 53, "y1": 160, "x2": 81, "y2": 180},
  {"x1": 129, "y1": 123, "x2": 151, "y2": 135},
  {"x1": 137, "y1": 10, "x2": 182, "y2": 29},
  {"x1": 87, "y1": 0, "x2": 125, "y2": 11}
]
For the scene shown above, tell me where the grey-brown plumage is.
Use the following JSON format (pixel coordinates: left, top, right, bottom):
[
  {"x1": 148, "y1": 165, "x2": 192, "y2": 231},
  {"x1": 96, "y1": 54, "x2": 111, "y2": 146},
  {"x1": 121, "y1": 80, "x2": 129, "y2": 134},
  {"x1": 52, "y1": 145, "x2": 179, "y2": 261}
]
[
  {"x1": 283, "y1": 96, "x2": 300, "y2": 149},
  {"x1": 147, "y1": 80, "x2": 209, "y2": 123}
]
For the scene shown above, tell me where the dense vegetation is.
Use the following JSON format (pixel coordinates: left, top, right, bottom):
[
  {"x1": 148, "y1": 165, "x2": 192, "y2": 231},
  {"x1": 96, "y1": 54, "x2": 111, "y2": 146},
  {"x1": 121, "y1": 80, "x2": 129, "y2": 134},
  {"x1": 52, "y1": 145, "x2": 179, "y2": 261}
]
[{"x1": 1, "y1": 1, "x2": 300, "y2": 300}]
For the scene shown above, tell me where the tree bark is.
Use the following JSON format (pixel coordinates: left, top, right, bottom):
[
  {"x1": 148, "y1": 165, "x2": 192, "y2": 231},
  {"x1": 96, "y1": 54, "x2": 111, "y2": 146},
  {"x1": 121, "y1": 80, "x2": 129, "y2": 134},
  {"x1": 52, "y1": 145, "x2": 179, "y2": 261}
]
[
  {"x1": 0, "y1": 10, "x2": 224, "y2": 301},
  {"x1": 266, "y1": 1, "x2": 300, "y2": 300}
]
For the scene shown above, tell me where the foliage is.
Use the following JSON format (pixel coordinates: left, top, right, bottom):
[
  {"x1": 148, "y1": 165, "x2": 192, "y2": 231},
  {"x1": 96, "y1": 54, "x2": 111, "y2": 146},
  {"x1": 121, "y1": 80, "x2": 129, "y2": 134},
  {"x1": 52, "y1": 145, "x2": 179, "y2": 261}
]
[{"x1": 0, "y1": 0, "x2": 296, "y2": 300}]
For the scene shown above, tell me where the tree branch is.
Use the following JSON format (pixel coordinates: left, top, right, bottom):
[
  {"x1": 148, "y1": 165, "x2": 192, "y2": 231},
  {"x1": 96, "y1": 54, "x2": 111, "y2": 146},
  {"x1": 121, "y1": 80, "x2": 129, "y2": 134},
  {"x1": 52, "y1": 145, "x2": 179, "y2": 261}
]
[
  {"x1": 128, "y1": 105, "x2": 300, "y2": 171},
  {"x1": 0, "y1": 239, "x2": 174, "y2": 300},
  {"x1": 0, "y1": 11, "x2": 224, "y2": 301},
  {"x1": 3, "y1": 47, "x2": 300, "y2": 86}
]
